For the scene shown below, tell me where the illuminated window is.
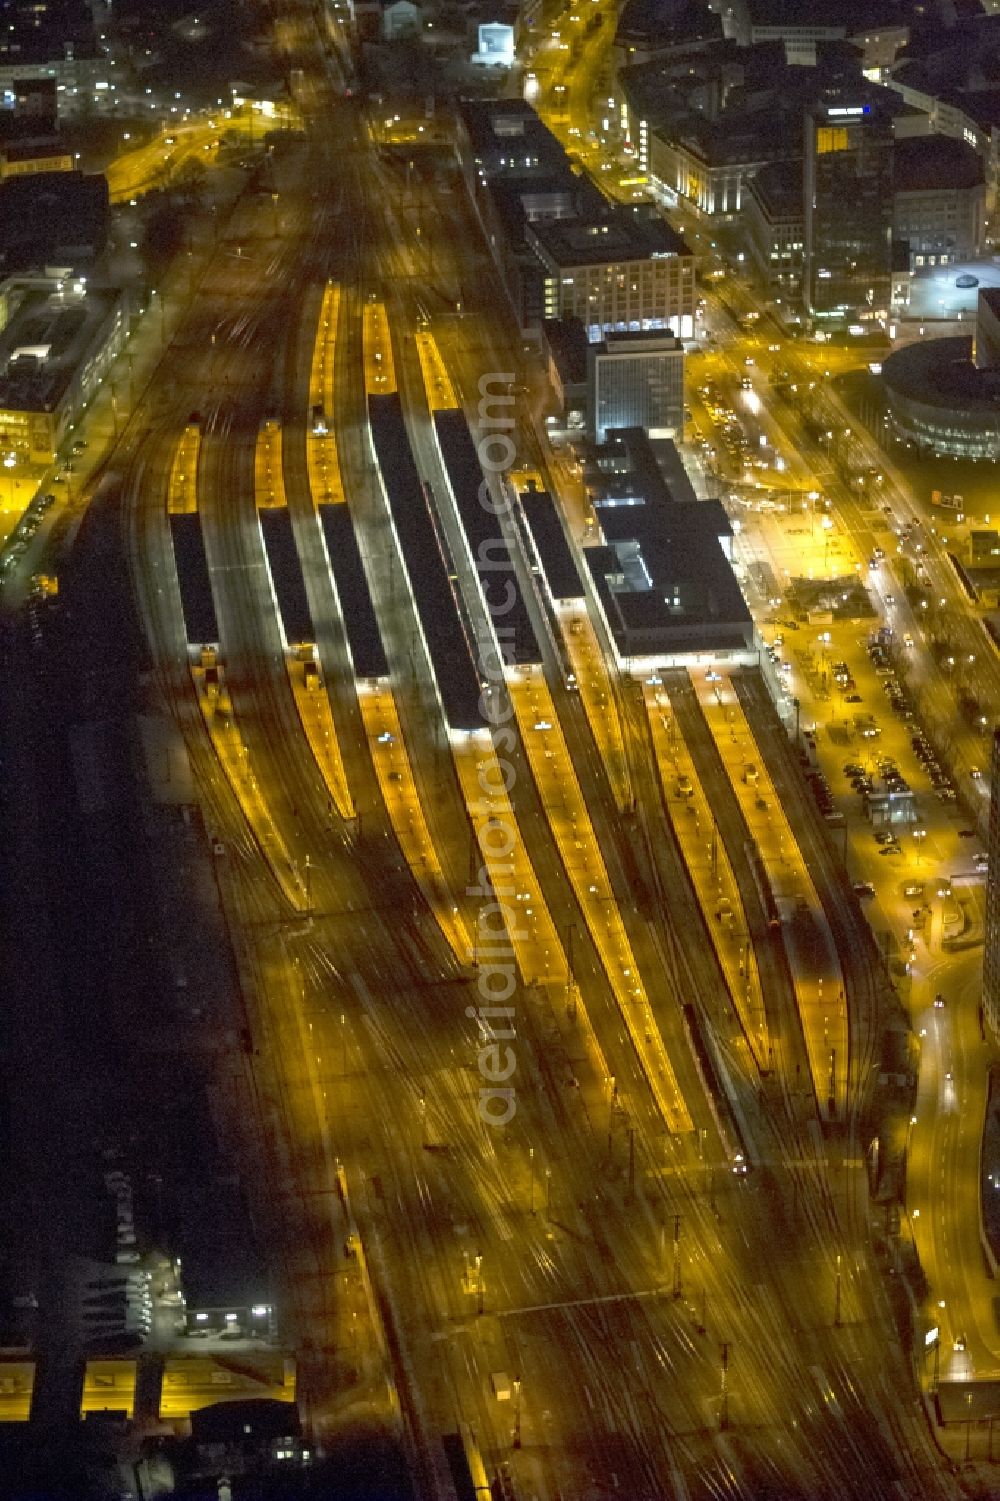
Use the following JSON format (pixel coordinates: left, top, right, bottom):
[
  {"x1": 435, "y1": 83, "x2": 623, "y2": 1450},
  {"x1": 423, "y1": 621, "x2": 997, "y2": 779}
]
[{"x1": 816, "y1": 126, "x2": 849, "y2": 154}]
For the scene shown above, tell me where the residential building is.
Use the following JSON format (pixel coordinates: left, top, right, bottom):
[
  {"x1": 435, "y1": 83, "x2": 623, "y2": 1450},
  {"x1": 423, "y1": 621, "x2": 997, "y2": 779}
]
[{"x1": 803, "y1": 98, "x2": 895, "y2": 325}]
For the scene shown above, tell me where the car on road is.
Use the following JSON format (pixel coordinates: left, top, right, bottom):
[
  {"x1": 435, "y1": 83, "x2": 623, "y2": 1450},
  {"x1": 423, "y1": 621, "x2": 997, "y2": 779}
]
[
  {"x1": 958, "y1": 828, "x2": 976, "y2": 838},
  {"x1": 845, "y1": 693, "x2": 862, "y2": 703},
  {"x1": 853, "y1": 881, "x2": 876, "y2": 898},
  {"x1": 879, "y1": 844, "x2": 901, "y2": 856},
  {"x1": 975, "y1": 853, "x2": 989, "y2": 871}
]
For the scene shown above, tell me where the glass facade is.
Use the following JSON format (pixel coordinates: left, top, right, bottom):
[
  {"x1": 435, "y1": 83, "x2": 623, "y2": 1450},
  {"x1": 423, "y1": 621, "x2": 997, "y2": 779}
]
[{"x1": 804, "y1": 104, "x2": 894, "y2": 323}]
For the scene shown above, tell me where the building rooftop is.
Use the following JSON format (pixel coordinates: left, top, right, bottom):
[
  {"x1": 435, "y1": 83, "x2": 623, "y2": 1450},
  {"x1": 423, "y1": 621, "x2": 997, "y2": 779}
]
[
  {"x1": 487, "y1": 173, "x2": 599, "y2": 251},
  {"x1": 893, "y1": 133, "x2": 984, "y2": 192},
  {"x1": 543, "y1": 317, "x2": 589, "y2": 385},
  {"x1": 528, "y1": 209, "x2": 689, "y2": 268},
  {"x1": 675, "y1": 107, "x2": 800, "y2": 168},
  {"x1": 0, "y1": 171, "x2": 108, "y2": 274},
  {"x1": 0, "y1": 0, "x2": 95, "y2": 66},
  {"x1": 581, "y1": 429, "x2": 751, "y2": 657},
  {"x1": 745, "y1": 0, "x2": 848, "y2": 30},
  {"x1": 616, "y1": 0, "x2": 722, "y2": 50},
  {"x1": 748, "y1": 157, "x2": 804, "y2": 220},
  {"x1": 0, "y1": 281, "x2": 115, "y2": 414},
  {"x1": 882, "y1": 333, "x2": 1000, "y2": 414},
  {"x1": 458, "y1": 97, "x2": 567, "y2": 174},
  {"x1": 746, "y1": 0, "x2": 901, "y2": 28}
]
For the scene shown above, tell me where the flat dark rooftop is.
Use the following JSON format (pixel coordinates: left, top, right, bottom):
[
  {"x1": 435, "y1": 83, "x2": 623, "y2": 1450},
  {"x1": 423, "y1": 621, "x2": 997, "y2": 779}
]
[
  {"x1": 433, "y1": 409, "x2": 542, "y2": 667},
  {"x1": 521, "y1": 489, "x2": 585, "y2": 601},
  {"x1": 369, "y1": 394, "x2": 485, "y2": 731},
  {"x1": 894, "y1": 133, "x2": 983, "y2": 192},
  {"x1": 882, "y1": 334, "x2": 1000, "y2": 412},
  {"x1": 617, "y1": 0, "x2": 721, "y2": 47},
  {"x1": 318, "y1": 504, "x2": 388, "y2": 679},
  {"x1": 543, "y1": 317, "x2": 590, "y2": 385},
  {"x1": 258, "y1": 507, "x2": 313, "y2": 646},
  {"x1": 168, "y1": 513, "x2": 218, "y2": 646},
  {"x1": 0, "y1": 170, "x2": 108, "y2": 275},
  {"x1": 750, "y1": 158, "x2": 804, "y2": 221},
  {"x1": 458, "y1": 98, "x2": 566, "y2": 169},
  {"x1": 583, "y1": 429, "x2": 751, "y2": 653},
  {"x1": 529, "y1": 210, "x2": 689, "y2": 267}
]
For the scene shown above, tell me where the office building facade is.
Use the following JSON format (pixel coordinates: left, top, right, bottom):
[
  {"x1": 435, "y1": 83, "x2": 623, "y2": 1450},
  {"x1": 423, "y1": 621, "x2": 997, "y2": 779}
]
[
  {"x1": 588, "y1": 332, "x2": 684, "y2": 442},
  {"x1": 529, "y1": 215, "x2": 695, "y2": 341},
  {"x1": 803, "y1": 100, "x2": 894, "y2": 325}
]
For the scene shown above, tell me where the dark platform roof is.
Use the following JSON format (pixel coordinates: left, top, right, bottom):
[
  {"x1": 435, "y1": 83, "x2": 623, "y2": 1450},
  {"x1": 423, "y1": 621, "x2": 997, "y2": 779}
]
[
  {"x1": 318, "y1": 504, "x2": 388, "y2": 679},
  {"x1": 258, "y1": 507, "x2": 313, "y2": 646},
  {"x1": 169, "y1": 513, "x2": 218, "y2": 645},
  {"x1": 520, "y1": 489, "x2": 585, "y2": 601},
  {"x1": 368, "y1": 393, "x2": 485, "y2": 730},
  {"x1": 433, "y1": 408, "x2": 542, "y2": 667}
]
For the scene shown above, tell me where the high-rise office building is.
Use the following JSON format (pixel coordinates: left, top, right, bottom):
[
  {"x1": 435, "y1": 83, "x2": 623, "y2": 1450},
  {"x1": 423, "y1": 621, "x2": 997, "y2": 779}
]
[
  {"x1": 984, "y1": 729, "x2": 1000, "y2": 1042},
  {"x1": 588, "y1": 332, "x2": 684, "y2": 442},
  {"x1": 803, "y1": 99, "x2": 894, "y2": 327}
]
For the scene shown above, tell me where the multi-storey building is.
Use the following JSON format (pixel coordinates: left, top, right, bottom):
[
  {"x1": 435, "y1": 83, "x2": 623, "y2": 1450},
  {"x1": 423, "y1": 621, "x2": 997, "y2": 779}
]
[
  {"x1": 892, "y1": 134, "x2": 985, "y2": 268},
  {"x1": 588, "y1": 331, "x2": 684, "y2": 442},
  {"x1": 528, "y1": 212, "x2": 695, "y2": 340},
  {"x1": 744, "y1": 158, "x2": 804, "y2": 292},
  {"x1": 803, "y1": 97, "x2": 894, "y2": 324}
]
